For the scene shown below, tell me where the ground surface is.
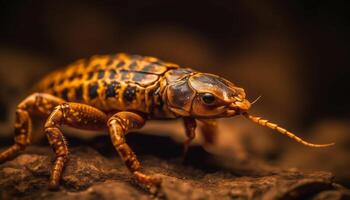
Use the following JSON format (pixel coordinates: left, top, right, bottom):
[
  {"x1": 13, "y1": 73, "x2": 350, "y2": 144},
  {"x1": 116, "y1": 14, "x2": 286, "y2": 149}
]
[{"x1": 0, "y1": 133, "x2": 349, "y2": 200}]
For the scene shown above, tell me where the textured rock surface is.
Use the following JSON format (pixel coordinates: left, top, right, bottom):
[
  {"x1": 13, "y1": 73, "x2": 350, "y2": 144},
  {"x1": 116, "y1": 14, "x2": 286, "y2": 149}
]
[{"x1": 0, "y1": 134, "x2": 349, "y2": 200}]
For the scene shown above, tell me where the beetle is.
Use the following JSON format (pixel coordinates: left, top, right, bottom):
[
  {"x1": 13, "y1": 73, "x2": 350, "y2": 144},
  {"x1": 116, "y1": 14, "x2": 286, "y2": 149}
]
[{"x1": 0, "y1": 53, "x2": 333, "y2": 190}]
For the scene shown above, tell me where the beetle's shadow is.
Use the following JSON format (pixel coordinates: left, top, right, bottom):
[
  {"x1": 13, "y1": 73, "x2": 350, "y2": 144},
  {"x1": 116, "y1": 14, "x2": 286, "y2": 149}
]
[
  {"x1": 65, "y1": 132, "x2": 222, "y2": 173},
  {"x1": 64, "y1": 132, "x2": 276, "y2": 177},
  {"x1": 0, "y1": 131, "x2": 276, "y2": 177}
]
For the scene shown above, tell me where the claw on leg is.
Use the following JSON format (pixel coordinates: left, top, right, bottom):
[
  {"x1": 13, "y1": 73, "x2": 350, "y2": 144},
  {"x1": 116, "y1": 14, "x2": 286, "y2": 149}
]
[
  {"x1": 133, "y1": 171, "x2": 161, "y2": 188},
  {"x1": 44, "y1": 125, "x2": 69, "y2": 190},
  {"x1": 48, "y1": 157, "x2": 66, "y2": 190},
  {"x1": 108, "y1": 112, "x2": 161, "y2": 189}
]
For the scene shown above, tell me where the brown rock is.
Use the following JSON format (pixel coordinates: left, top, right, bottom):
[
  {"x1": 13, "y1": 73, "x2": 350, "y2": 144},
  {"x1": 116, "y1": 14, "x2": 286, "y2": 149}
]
[{"x1": 0, "y1": 134, "x2": 349, "y2": 200}]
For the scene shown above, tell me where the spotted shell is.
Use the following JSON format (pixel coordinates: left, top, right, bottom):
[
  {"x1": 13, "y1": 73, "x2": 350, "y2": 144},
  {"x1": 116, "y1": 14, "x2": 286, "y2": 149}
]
[{"x1": 36, "y1": 53, "x2": 179, "y2": 112}]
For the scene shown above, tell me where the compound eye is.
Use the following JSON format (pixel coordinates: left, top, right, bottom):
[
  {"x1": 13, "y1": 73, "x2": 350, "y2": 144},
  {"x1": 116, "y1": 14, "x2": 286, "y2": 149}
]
[{"x1": 201, "y1": 93, "x2": 216, "y2": 105}]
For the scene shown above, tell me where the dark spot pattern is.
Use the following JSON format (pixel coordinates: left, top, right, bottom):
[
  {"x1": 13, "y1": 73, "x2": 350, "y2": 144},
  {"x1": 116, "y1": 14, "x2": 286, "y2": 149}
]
[
  {"x1": 116, "y1": 61, "x2": 125, "y2": 68},
  {"x1": 61, "y1": 88, "x2": 69, "y2": 100},
  {"x1": 87, "y1": 71, "x2": 94, "y2": 80},
  {"x1": 52, "y1": 91, "x2": 58, "y2": 97},
  {"x1": 97, "y1": 70, "x2": 105, "y2": 79},
  {"x1": 75, "y1": 85, "x2": 83, "y2": 100},
  {"x1": 68, "y1": 73, "x2": 77, "y2": 81},
  {"x1": 48, "y1": 81, "x2": 55, "y2": 89},
  {"x1": 106, "y1": 81, "x2": 120, "y2": 98},
  {"x1": 88, "y1": 84, "x2": 99, "y2": 99},
  {"x1": 109, "y1": 69, "x2": 116, "y2": 79},
  {"x1": 123, "y1": 85, "x2": 136, "y2": 102},
  {"x1": 58, "y1": 78, "x2": 65, "y2": 85}
]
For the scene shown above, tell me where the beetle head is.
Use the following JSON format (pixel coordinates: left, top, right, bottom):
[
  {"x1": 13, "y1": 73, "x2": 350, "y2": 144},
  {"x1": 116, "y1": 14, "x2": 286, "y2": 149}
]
[
  {"x1": 165, "y1": 71, "x2": 335, "y2": 148},
  {"x1": 166, "y1": 73, "x2": 251, "y2": 118}
]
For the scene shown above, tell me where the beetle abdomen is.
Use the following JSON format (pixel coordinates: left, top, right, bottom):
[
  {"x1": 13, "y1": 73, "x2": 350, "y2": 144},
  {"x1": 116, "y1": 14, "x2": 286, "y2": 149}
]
[{"x1": 36, "y1": 53, "x2": 179, "y2": 112}]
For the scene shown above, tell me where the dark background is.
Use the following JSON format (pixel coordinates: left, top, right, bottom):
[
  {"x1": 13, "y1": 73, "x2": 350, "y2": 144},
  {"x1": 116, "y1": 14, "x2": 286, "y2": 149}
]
[
  {"x1": 0, "y1": 0, "x2": 349, "y2": 186},
  {"x1": 1, "y1": 0, "x2": 349, "y2": 123}
]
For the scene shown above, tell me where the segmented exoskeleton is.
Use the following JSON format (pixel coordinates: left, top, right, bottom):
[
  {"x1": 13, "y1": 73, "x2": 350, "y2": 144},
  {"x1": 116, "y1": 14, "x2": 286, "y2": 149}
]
[{"x1": 0, "y1": 53, "x2": 333, "y2": 191}]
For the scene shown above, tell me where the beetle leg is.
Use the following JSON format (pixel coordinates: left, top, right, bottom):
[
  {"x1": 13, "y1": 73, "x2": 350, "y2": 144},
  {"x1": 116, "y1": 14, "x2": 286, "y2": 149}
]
[
  {"x1": 0, "y1": 93, "x2": 65, "y2": 163},
  {"x1": 182, "y1": 117, "x2": 197, "y2": 157},
  {"x1": 198, "y1": 119, "x2": 218, "y2": 146},
  {"x1": 44, "y1": 102, "x2": 107, "y2": 189},
  {"x1": 107, "y1": 112, "x2": 161, "y2": 189}
]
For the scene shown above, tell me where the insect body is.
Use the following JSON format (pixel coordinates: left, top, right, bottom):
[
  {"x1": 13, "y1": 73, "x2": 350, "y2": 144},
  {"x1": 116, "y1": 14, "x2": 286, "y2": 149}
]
[{"x1": 0, "y1": 53, "x2": 333, "y2": 190}]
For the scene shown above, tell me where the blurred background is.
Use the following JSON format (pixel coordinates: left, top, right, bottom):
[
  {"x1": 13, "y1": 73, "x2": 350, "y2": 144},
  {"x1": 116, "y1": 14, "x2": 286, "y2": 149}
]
[{"x1": 0, "y1": 0, "x2": 349, "y2": 187}]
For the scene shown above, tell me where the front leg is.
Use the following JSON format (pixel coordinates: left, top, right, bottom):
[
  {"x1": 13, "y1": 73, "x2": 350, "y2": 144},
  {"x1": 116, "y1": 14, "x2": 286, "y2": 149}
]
[
  {"x1": 107, "y1": 111, "x2": 161, "y2": 189},
  {"x1": 182, "y1": 117, "x2": 197, "y2": 157}
]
